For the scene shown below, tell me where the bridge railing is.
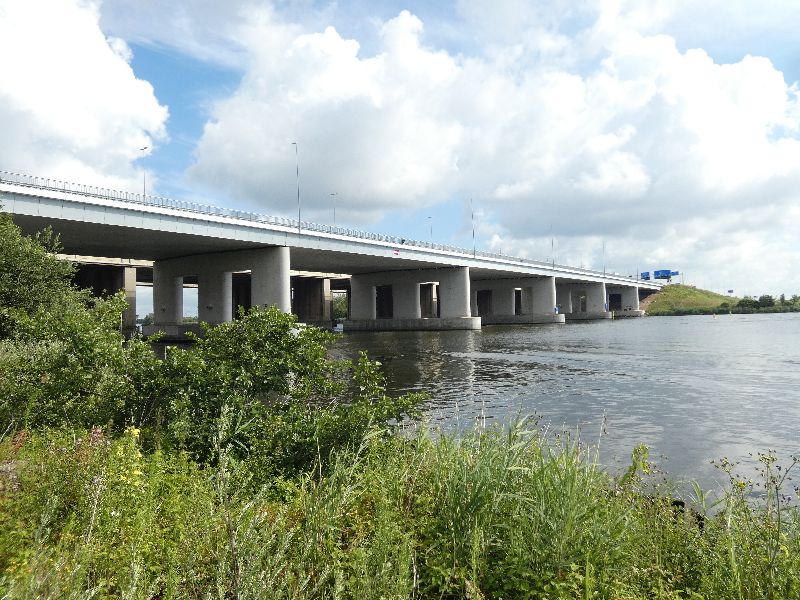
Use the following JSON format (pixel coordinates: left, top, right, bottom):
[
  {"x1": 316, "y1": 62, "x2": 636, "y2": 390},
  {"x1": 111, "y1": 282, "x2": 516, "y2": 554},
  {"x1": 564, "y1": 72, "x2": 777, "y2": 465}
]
[{"x1": 0, "y1": 169, "x2": 650, "y2": 283}]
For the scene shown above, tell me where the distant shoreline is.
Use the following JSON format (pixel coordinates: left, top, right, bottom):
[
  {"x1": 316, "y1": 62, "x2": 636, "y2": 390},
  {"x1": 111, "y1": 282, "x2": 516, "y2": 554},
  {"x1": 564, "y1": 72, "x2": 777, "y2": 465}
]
[{"x1": 648, "y1": 306, "x2": 800, "y2": 316}]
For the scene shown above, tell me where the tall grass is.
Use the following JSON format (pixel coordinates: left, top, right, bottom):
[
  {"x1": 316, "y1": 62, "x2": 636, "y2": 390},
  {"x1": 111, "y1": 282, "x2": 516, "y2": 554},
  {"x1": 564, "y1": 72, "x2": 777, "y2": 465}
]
[{"x1": 1, "y1": 423, "x2": 798, "y2": 598}]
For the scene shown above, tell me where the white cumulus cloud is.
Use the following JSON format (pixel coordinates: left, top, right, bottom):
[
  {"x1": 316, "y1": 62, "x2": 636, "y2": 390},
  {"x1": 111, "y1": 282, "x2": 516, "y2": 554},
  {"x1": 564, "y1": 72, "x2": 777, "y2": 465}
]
[{"x1": 0, "y1": 0, "x2": 168, "y2": 188}]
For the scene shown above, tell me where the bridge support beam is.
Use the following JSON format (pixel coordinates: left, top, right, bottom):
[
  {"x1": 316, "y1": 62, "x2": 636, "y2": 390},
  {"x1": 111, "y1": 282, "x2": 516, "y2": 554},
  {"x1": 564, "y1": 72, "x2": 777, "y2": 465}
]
[
  {"x1": 344, "y1": 267, "x2": 479, "y2": 331},
  {"x1": 472, "y1": 276, "x2": 564, "y2": 324}
]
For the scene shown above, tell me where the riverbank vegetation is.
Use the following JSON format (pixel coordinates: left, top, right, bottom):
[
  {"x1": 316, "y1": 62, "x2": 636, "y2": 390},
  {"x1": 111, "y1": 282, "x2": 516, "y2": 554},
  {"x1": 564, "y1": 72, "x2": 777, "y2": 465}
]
[
  {"x1": 2, "y1": 212, "x2": 800, "y2": 597},
  {"x1": 645, "y1": 284, "x2": 800, "y2": 316}
]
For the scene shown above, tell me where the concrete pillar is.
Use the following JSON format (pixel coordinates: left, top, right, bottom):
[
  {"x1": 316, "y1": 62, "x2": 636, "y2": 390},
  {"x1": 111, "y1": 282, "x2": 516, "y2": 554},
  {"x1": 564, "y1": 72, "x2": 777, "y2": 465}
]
[
  {"x1": 587, "y1": 282, "x2": 607, "y2": 313},
  {"x1": 439, "y1": 267, "x2": 471, "y2": 318},
  {"x1": 292, "y1": 277, "x2": 328, "y2": 321},
  {"x1": 494, "y1": 286, "x2": 516, "y2": 316},
  {"x1": 153, "y1": 262, "x2": 183, "y2": 325},
  {"x1": 622, "y1": 286, "x2": 640, "y2": 311},
  {"x1": 394, "y1": 281, "x2": 421, "y2": 319},
  {"x1": 531, "y1": 276, "x2": 557, "y2": 314},
  {"x1": 251, "y1": 247, "x2": 290, "y2": 312},
  {"x1": 470, "y1": 289, "x2": 478, "y2": 317},
  {"x1": 75, "y1": 265, "x2": 138, "y2": 331},
  {"x1": 119, "y1": 267, "x2": 137, "y2": 331},
  {"x1": 321, "y1": 278, "x2": 332, "y2": 321},
  {"x1": 349, "y1": 275, "x2": 375, "y2": 319},
  {"x1": 198, "y1": 271, "x2": 232, "y2": 324},
  {"x1": 556, "y1": 284, "x2": 572, "y2": 314},
  {"x1": 519, "y1": 284, "x2": 533, "y2": 315}
]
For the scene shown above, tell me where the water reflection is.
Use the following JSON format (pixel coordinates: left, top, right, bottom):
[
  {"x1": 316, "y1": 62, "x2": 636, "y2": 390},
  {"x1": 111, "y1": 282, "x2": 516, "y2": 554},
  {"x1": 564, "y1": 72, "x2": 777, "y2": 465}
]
[{"x1": 335, "y1": 314, "x2": 800, "y2": 493}]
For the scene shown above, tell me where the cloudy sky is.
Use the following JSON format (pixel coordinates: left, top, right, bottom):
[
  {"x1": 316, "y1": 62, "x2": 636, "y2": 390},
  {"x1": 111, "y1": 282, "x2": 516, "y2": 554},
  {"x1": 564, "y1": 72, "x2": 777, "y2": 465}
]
[{"x1": 2, "y1": 0, "x2": 799, "y2": 296}]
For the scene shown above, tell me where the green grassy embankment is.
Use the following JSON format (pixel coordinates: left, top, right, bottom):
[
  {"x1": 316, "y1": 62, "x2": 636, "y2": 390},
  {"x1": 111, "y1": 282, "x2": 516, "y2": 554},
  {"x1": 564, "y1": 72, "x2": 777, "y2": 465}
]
[{"x1": 644, "y1": 284, "x2": 737, "y2": 316}]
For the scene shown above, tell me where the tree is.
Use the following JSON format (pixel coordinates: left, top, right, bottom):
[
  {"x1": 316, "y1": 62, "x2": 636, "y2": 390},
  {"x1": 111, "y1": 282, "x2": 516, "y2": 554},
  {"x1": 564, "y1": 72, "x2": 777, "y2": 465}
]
[
  {"x1": 757, "y1": 294, "x2": 775, "y2": 308},
  {"x1": 737, "y1": 297, "x2": 759, "y2": 311},
  {"x1": 0, "y1": 212, "x2": 81, "y2": 337}
]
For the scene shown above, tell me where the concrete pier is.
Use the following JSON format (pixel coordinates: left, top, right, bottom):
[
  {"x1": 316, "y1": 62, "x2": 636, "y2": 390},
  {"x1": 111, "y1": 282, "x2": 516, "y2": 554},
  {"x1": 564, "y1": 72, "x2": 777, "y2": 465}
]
[
  {"x1": 344, "y1": 267, "x2": 480, "y2": 331},
  {"x1": 607, "y1": 284, "x2": 644, "y2": 318},
  {"x1": 472, "y1": 276, "x2": 565, "y2": 324},
  {"x1": 145, "y1": 247, "x2": 291, "y2": 337},
  {"x1": 560, "y1": 282, "x2": 613, "y2": 321}
]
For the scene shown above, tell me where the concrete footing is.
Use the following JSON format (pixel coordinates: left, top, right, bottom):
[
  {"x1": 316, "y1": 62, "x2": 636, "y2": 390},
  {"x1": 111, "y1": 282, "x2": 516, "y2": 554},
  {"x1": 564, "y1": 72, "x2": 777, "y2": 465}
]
[
  {"x1": 343, "y1": 317, "x2": 481, "y2": 331},
  {"x1": 564, "y1": 311, "x2": 613, "y2": 321},
  {"x1": 481, "y1": 314, "x2": 566, "y2": 325}
]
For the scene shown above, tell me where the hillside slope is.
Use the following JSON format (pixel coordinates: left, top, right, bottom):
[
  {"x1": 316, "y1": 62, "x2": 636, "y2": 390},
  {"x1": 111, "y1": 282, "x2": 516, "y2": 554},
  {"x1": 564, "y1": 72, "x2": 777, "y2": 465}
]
[{"x1": 644, "y1": 284, "x2": 736, "y2": 315}]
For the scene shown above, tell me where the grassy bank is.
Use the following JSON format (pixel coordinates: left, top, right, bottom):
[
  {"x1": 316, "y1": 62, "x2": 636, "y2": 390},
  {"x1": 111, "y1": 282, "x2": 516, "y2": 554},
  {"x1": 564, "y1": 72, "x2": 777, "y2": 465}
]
[
  {"x1": 645, "y1": 285, "x2": 800, "y2": 316},
  {"x1": 2, "y1": 424, "x2": 799, "y2": 599},
  {"x1": 644, "y1": 285, "x2": 736, "y2": 316}
]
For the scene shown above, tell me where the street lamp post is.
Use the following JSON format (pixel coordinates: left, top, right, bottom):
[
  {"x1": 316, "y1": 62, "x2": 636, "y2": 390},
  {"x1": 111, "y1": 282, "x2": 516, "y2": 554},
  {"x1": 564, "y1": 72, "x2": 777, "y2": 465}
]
[
  {"x1": 602, "y1": 240, "x2": 606, "y2": 276},
  {"x1": 427, "y1": 216, "x2": 432, "y2": 242},
  {"x1": 139, "y1": 146, "x2": 148, "y2": 197},
  {"x1": 330, "y1": 192, "x2": 338, "y2": 227},
  {"x1": 470, "y1": 198, "x2": 476, "y2": 257},
  {"x1": 291, "y1": 142, "x2": 300, "y2": 234}
]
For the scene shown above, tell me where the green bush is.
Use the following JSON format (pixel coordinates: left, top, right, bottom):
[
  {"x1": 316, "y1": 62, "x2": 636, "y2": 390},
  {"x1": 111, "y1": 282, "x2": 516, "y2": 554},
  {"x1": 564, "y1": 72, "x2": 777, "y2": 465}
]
[
  {"x1": 0, "y1": 293, "x2": 160, "y2": 433},
  {"x1": 0, "y1": 213, "x2": 78, "y2": 339},
  {"x1": 153, "y1": 307, "x2": 424, "y2": 483}
]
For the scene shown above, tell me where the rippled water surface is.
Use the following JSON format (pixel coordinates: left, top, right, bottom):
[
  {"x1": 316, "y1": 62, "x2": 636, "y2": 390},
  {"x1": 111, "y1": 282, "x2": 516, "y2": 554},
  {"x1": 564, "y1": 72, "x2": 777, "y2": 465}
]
[{"x1": 334, "y1": 313, "x2": 800, "y2": 491}]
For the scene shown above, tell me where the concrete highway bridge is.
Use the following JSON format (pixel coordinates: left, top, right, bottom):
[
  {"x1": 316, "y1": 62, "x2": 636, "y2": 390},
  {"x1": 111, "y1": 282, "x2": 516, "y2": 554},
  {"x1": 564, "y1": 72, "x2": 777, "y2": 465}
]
[{"x1": 1, "y1": 171, "x2": 661, "y2": 337}]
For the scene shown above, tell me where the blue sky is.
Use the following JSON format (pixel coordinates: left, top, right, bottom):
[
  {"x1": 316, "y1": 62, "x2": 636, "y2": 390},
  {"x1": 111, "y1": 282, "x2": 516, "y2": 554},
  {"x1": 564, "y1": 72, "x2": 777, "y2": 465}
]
[{"x1": 2, "y1": 0, "x2": 800, "y2": 296}]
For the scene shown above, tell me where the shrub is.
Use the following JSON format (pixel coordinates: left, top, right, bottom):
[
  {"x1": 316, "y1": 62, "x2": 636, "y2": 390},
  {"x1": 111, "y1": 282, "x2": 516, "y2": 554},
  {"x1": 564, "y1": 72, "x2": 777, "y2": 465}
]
[
  {"x1": 154, "y1": 307, "x2": 424, "y2": 483},
  {"x1": 0, "y1": 213, "x2": 78, "y2": 339},
  {"x1": 0, "y1": 293, "x2": 160, "y2": 433}
]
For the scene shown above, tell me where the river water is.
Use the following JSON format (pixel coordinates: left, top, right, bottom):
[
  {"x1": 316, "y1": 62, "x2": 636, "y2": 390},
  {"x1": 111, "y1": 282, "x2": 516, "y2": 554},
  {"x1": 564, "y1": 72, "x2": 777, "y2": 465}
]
[{"x1": 334, "y1": 313, "x2": 800, "y2": 493}]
